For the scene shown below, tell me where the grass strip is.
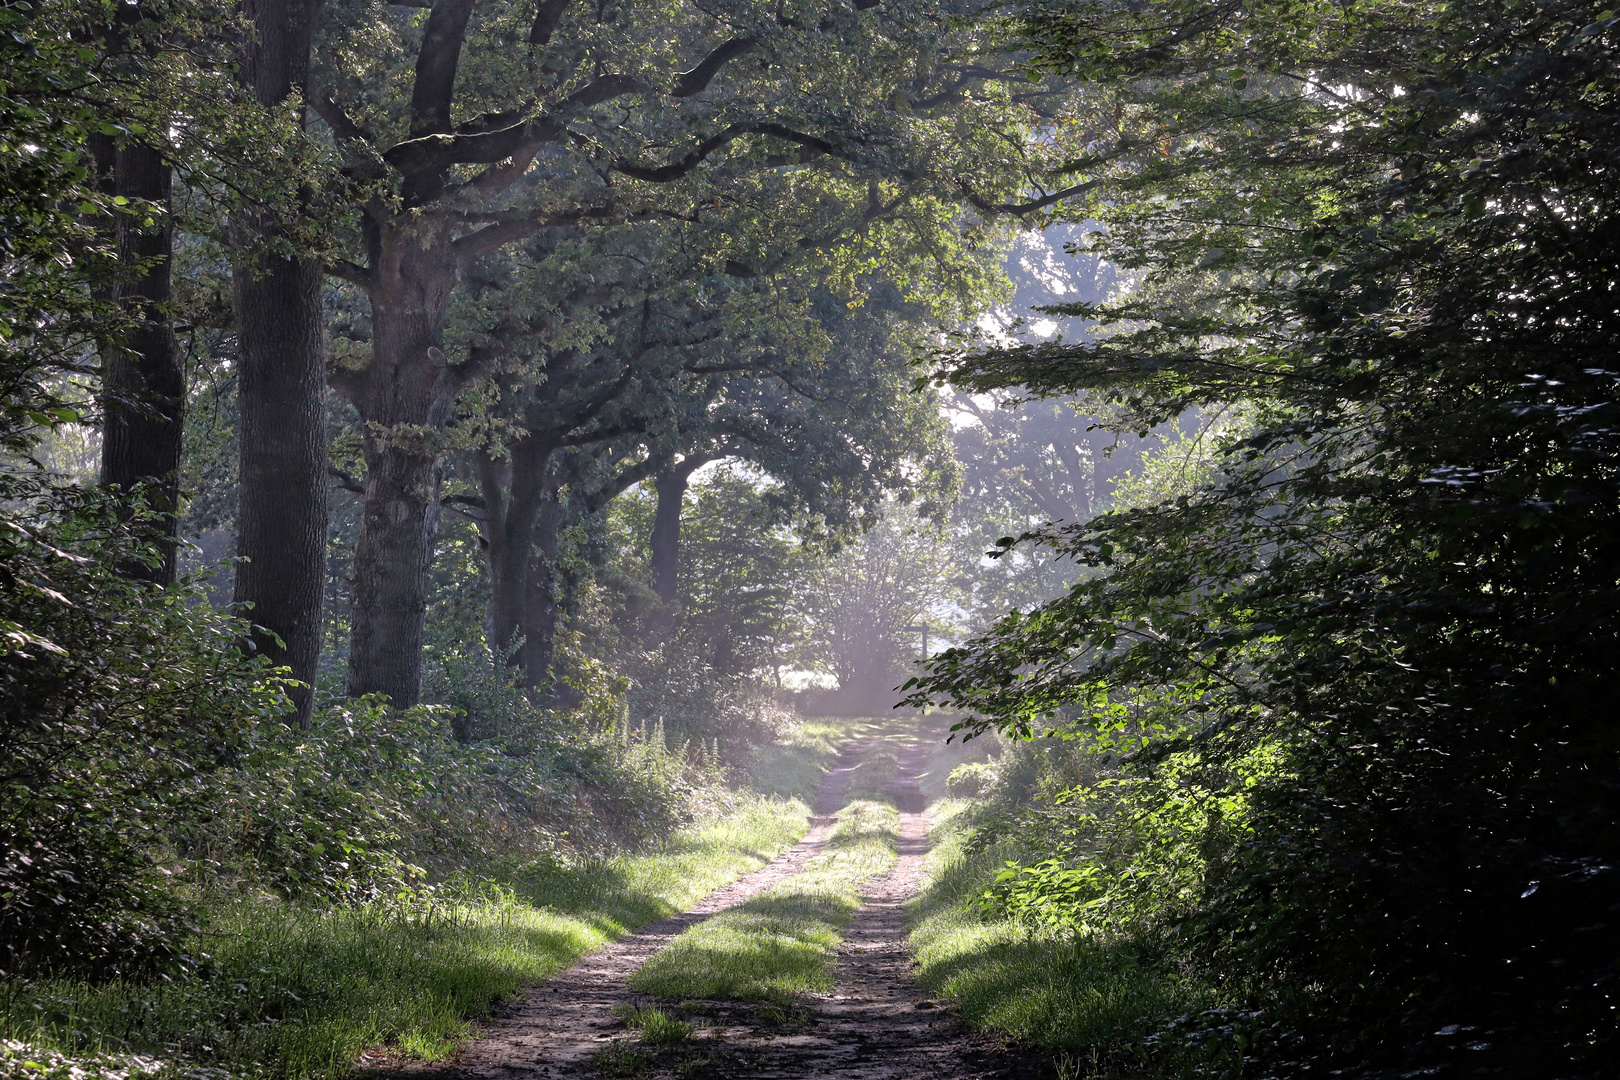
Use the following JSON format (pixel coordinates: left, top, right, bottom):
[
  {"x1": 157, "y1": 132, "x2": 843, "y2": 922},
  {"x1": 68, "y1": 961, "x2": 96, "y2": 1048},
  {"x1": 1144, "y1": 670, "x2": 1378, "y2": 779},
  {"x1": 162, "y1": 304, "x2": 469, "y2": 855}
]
[
  {"x1": 907, "y1": 799, "x2": 1221, "y2": 1054},
  {"x1": 0, "y1": 793, "x2": 806, "y2": 1080},
  {"x1": 629, "y1": 798, "x2": 899, "y2": 1002}
]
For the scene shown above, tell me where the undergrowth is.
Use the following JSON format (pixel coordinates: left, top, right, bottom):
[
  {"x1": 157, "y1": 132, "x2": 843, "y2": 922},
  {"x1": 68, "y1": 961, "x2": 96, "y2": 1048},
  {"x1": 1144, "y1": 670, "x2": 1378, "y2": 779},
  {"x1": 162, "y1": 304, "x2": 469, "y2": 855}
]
[
  {"x1": 740, "y1": 715, "x2": 878, "y2": 802},
  {"x1": 908, "y1": 798, "x2": 1239, "y2": 1077}
]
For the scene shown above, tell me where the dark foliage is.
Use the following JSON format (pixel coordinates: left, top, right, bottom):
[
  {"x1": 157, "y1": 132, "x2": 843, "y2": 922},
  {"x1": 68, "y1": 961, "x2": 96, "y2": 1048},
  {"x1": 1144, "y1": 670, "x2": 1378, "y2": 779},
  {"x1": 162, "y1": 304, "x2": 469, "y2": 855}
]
[
  {"x1": 910, "y1": 0, "x2": 1620, "y2": 1073},
  {"x1": 0, "y1": 481, "x2": 288, "y2": 979}
]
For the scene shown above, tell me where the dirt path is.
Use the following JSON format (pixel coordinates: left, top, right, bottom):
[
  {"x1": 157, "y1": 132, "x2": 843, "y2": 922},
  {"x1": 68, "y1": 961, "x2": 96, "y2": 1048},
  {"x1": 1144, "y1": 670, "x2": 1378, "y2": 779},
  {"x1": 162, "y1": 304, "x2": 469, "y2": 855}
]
[
  {"x1": 386, "y1": 733, "x2": 1024, "y2": 1079},
  {"x1": 703, "y1": 735, "x2": 1021, "y2": 1080}
]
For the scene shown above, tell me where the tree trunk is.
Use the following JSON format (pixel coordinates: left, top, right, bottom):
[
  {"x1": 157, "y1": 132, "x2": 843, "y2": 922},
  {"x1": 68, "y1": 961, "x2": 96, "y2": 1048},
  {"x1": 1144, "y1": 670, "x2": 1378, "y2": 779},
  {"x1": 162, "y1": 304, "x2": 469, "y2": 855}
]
[
  {"x1": 100, "y1": 141, "x2": 183, "y2": 587},
  {"x1": 231, "y1": 0, "x2": 329, "y2": 726},
  {"x1": 342, "y1": 226, "x2": 460, "y2": 706},
  {"x1": 233, "y1": 255, "x2": 328, "y2": 724},
  {"x1": 478, "y1": 439, "x2": 559, "y2": 673},
  {"x1": 648, "y1": 456, "x2": 707, "y2": 630},
  {"x1": 521, "y1": 491, "x2": 567, "y2": 694},
  {"x1": 484, "y1": 438, "x2": 659, "y2": 691}
]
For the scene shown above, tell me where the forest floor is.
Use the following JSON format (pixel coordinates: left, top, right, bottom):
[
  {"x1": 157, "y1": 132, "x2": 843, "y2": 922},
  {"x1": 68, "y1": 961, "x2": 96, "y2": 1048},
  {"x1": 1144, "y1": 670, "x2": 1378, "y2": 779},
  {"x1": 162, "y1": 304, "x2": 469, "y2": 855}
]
[{"x1": 370, "y1": 726, "x2": 1038, "y2": 1080}]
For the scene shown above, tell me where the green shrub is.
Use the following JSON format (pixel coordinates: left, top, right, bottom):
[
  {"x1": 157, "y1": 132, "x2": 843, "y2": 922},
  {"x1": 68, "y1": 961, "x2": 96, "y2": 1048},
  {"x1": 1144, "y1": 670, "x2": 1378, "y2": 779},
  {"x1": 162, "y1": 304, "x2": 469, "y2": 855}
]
[
  {"x1": 944, "y1": 761, "x2": 994, "y2": 798},
  {"x1": 184, "y1": 697, "x2": 731, "y2": 900},
  {"x1": 621, "y1": 644, "x2": 794, "y2": 754},
  {"x1": 0, "y1": 481, "x2": 289, "y2": 979}
]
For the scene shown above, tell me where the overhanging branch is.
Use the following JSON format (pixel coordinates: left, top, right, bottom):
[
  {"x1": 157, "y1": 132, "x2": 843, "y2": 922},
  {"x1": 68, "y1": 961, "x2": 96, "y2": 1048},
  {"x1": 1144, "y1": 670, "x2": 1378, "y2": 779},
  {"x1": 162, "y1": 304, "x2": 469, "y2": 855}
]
[
  {"x1": 614, "y1": 121, "x2": 840, "y2": 183},
  {"x1": 384, "y1": 75, "x2": 646, "y2": 175},
  {"x1": 963, "y1": 177, "x2": 1104, "y2": 215},
  {"x1": 672, "y1": 37, "x2": 759, "y2": 97}
]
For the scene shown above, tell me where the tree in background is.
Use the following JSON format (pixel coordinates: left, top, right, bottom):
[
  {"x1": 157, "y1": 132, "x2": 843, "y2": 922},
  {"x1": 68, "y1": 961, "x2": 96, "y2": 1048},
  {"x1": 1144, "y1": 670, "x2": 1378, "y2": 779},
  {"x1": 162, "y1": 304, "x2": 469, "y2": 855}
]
[
  {"x1": 949, "y1": 392, "x2": 1163, "y2": 628},
  {"x1": 944, "y1": 226, "x2": 1171, "y2": 628},
  {"x1": 637, "y1": 280, "x2": 965, "y2": 634},
  {"x1": 800, "y1": 504, "x2": 954, "y2": 713}
]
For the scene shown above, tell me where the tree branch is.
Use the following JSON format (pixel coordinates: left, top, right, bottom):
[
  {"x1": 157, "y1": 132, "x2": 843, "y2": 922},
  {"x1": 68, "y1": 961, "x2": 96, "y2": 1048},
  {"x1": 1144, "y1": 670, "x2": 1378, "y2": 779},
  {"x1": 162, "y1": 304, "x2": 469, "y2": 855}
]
[
  {"x1": 529, "y1": 0, "x2": 571, "y2": 45},
  {"x1": 311, "y1": 93, "x2": 373, "y2": 145},
  {"x1": 385, "y1": 74, "x2": 645, "y2": 175},
  {"x1": 962, "y1": 177, "x2": 1104, "y2": 216},
  {"x1": 614, "y1": 121, "x2": 839, "y2": 183},
  {"x1": 409, "y1": 0, "x2": 477, "y2": 138},
  {"x1": 582, "y1": 454, "x2": 661, "y2": 512},
  {"x1": 326, "y1": 259, "x2": 377, "y2": 294},
  {"x1": 672, "y1": 37, "x2": 759, "y2": 97},
  {"x1": 330, "y1": 467, "x2": 366, "y2": 494},
  {"x1": 451, "y1": 206, "x2": 613, "y2": 264}
]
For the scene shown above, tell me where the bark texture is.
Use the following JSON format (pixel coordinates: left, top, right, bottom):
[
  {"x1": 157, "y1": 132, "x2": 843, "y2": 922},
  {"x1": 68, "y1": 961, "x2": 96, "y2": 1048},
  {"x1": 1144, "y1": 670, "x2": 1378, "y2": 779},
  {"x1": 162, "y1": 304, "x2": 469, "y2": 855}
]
[
  {"x1": 481, "y1": 437, "x2": 660, "y2": 692},
  {"x1": 231, "y1": 0, "x2": 329, "y2": 725},
  {"x1": 100, "y1": 141, "x2": 183, "y2": 587},
  {"x1": 233, "y1": 255, "x2": 328, "y2": 723},
  {"x1": 522, "y1": 492, "x2": 566, "y2": 694},
  {"x1": 479, "y1": 440, "x2": 560, "y2": 685},
  {"x1": 341, "y1": 226, "x2": 461, "y2": 706}
]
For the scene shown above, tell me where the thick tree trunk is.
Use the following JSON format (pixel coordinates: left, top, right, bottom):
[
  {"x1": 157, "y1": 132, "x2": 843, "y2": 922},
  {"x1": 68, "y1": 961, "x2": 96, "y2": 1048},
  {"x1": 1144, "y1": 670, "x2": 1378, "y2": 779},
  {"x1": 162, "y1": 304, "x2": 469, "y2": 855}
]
[
  {"x1": 484, "y1": 438, "x2": 658, "y2": 691},
  {"x1": 233, "y1": 255, "x2": 328, "y2": 723},
  {"x1": 521, "y1": 492, "x2": 566, "y2": 693},
  {"x1": 100, "y1": 141, "x2": 183, "y2": 587},
  {"x1": 346, "y1": 433, "x2": 442, "y2": 705},
  {"x1": 231, "y1": 0, "x2": 329, "y2": 725},
  {"x1": 343, "y1": 228, "x2": 459, "y2": 706},
  {"x1": 649, "y1": 469, "x2": 685, "y2": 608}
]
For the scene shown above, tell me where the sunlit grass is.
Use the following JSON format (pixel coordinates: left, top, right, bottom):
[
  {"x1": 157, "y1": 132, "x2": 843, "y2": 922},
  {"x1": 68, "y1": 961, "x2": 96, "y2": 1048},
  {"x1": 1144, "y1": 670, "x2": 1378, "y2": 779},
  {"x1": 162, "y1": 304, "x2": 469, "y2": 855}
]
[
  {"x1": 741, "y1": 715, "x2": 882, "y2": 802},
  {"x1": 630, "y1": 798, "x2": 899, "y2": 1002},
  {"x1": 612, "y1": 1003, "x2": 694, "y2": 1045},
  {"x1": 0, "y1": 794, "x2": 806, "y2": 1080},
  {"x1": 907, "y1": 800, "x2": 1222, "y2": 1054}
]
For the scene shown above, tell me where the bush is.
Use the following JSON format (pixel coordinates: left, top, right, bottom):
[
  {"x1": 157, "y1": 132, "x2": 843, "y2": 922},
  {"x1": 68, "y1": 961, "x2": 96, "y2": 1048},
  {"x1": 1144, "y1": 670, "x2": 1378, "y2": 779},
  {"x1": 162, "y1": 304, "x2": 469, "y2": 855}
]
[
  {"x1": 620, "y1": 644, "x2": 793, "y2": 754},
  {"x1": 184, "y1": 694, "x2": 734, "y2": 900},
  {"x1": 0, "y1": 477, "x2": 768, "y2": 984},
  {"x1": 0, "y1": 481, "x2": 289, "y2": 979},
  {"x1": 945, "y1": 761, "x2": 994, "y2": 799}
]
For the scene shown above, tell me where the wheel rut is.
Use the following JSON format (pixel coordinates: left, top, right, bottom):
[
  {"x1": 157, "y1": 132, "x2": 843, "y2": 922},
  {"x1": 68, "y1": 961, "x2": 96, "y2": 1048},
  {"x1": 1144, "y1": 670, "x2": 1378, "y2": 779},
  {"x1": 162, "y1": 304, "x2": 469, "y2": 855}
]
[{"x1": 373, "y1": 732, "x2": 1023, "y2": 1079}]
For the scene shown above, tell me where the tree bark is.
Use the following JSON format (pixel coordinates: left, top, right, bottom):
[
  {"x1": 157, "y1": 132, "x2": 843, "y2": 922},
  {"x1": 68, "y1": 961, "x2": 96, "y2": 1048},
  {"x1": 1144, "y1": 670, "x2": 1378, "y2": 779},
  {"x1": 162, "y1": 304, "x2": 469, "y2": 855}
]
[
  {"x1": 648, "y1": 456, "x2": 708, "y2": 629},
  {"x1": 483, "y1": 437, "x2": 660, "y2": 690},
  {"x1": 100, "y1": 141, "x2": 183, "y2": 587},
  {"x1": 479, "y1": 438, "x2": 560, "y2": 677},
  {"x1": 341, "y1": 225, "x2": 461, "y2": 706},
  {"x1": 231, "y1": 0, "x2": 329, "y2": 726},
  {"x1": 521, "y1": 490, "x2": 567, "y2": 694},
  {"x1": 233, "y1": 255, "x2": 328, "y2": 723}
]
